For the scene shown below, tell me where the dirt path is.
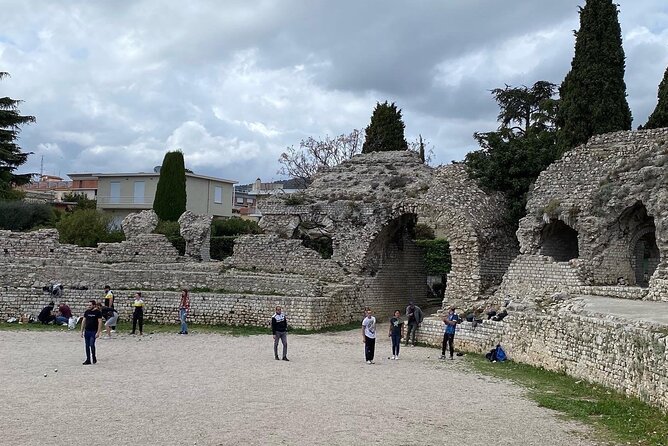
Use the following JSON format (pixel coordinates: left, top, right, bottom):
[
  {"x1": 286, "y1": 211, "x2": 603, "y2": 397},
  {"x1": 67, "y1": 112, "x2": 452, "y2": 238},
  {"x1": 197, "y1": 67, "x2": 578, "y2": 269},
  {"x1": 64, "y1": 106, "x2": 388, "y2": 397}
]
[{"x1": 0, "y1": 327, "x2": 601, "y2": 446}]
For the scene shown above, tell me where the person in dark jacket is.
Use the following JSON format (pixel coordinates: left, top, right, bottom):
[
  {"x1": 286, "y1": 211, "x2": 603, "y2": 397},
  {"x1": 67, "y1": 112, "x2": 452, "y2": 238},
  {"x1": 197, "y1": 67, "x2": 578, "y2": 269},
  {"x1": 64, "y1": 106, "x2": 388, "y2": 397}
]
[
  {"x1": 271, "y1": 306, "x2": 288, "y2": 361},
  {"x1": 38, "y1": 302, "x2": 56, "y2": 324},
  {"x1": 405, "y1": 301, "x2": 424, "y2": 346}
]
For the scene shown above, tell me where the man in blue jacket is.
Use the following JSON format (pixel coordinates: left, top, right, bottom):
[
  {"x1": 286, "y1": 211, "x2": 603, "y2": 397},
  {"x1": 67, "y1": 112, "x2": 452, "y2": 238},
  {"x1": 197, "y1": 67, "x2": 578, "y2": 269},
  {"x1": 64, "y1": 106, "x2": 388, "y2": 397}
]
[{"x1": 441, "y1": 306, "x2": 461, "y2": 360}]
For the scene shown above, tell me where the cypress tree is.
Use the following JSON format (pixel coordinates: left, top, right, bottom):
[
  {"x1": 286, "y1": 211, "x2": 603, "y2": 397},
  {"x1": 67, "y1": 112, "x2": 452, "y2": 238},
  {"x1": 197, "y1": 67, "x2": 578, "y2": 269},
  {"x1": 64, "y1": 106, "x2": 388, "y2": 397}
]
[
  {"x1": 0, "y1": 72, "x2": 35, "y2": 199},
  {"x1": 362, "y1": 101, "x2": 408, "y2": 153},
  {"x1": 556, "y1": 0, "x2": 632, "y2": 152},
  {"x1": 644, "y1": 67, "x2": 668, "y2": 129},
  {"x1": 153, "y1": 150, "x2": 187, "y2": 221}
]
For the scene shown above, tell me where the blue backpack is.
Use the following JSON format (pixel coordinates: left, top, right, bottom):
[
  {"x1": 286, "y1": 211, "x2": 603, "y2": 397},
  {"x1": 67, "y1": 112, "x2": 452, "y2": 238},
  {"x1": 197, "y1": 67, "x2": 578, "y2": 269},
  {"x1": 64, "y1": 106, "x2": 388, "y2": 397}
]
[{"x1": 495, "y1": 344, "x2": 507, "y2": 362}]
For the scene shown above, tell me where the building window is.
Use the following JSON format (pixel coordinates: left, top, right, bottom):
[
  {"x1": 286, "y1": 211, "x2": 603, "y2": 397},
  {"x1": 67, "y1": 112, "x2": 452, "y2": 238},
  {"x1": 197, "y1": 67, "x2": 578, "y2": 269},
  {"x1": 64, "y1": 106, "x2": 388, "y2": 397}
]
[
  {"x1": 236, "y1": 197, "x2": 244, "y2": 204},
  {"x1": 133, "y1": 181, "x2": 145, "y2": 204},
  {"x1": 214, "y1": 186, "x2": 222, "y2": 204},
  {"x1": 110, "y1": 182, "x2": 121, "y2": 204}
]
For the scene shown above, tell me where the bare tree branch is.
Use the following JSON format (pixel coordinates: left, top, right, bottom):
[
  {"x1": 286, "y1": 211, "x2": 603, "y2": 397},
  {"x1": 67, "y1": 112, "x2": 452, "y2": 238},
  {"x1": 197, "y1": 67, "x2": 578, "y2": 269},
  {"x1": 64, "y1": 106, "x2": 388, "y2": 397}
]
[{"x1": 277, "y1": 129, "x2": 363, "y2": 186}]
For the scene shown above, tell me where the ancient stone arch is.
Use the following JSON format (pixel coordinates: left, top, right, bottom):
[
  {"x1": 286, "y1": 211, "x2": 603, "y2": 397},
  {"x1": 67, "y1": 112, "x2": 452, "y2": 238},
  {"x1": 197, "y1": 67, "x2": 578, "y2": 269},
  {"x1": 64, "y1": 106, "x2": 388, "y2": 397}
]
[
  {"x1": 507, "y1": 128, "x2": 668, "y2": 301},
  {"x1": 258, "y1": 151, "x2": 518, "y2": 314}
]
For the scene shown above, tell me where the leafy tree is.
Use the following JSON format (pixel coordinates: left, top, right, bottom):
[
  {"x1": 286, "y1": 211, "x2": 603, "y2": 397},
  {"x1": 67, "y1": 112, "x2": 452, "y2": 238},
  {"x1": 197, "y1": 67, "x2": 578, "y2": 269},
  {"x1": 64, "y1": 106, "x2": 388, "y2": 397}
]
[
  {"x1": 62, "y1": 192, "x2": 97, "y2": 210},
  {"x1": 644, "y1": 67, "x2": 668, "y2": 129},
  {"x1": 153, "y1": 150, "x2": 187, "y2": 221},
  {"x1": 0, "y1": 72, "x2": 36, "y2": 199},
  {"x1": 465, "y1": 82, "x2": 560, "y2": 227},
  {"x1": 56, "y1": 209, "x2": 124, "y2": 247},
  {"x1": 556, "y1": 0, "x2": 632, "y2": 152},
  {"x1": 278, "y1": 130, "x2": 363, "y2": 186},
  {"x1": 0, "y1": 200, "x2": 54, "y2": 230},
  {"x1": 362, "y1": 101, "x2": 408, "y2": 153}
]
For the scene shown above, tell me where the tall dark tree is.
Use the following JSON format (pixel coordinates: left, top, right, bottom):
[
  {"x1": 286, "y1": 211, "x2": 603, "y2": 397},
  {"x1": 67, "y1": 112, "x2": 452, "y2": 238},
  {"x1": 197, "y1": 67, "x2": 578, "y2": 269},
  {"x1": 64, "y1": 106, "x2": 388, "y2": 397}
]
[
  {"x1": 361, "y1": 101, "x2": 408, "y2": 153},
  {"x1": 644, "y1": 67, "x2": 668, "y2": 129},
  {"x1": 556, "y1": 0, "x2": 632, "y2": 152},
  {"x1": 465, "y1": 82, "x2": 560, "y2": 227},
  {"x1": 153, "y1": 150, "x2": 187, "y2": 221},
  {"x1": 0, "y1": 72, "x2": 35, "y2": 199}
]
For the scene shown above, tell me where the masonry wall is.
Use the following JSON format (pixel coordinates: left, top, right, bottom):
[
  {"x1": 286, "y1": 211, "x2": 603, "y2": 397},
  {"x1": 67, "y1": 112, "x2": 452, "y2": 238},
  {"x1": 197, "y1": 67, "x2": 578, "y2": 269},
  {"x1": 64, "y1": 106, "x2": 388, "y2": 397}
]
[
  {"x1": 0, "y1": 285, "x2": 360, "y2": 330},
  {"x1": 495, "y1": 255, "x2": 584, "y2": 300},
  {"x1": 414, "y1": 311, "x2": 668, "y2": 411},
  {"x1": 224, "y1": 235, "x2": 345, "y2": 282},
  {"x1": 360, "y1": 236, "x2": 430, "y2": 318}
]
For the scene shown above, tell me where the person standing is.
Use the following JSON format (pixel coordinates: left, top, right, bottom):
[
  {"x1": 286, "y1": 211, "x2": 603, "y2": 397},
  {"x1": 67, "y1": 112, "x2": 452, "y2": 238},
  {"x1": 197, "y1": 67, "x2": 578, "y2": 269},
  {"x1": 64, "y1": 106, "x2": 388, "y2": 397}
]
[
  {"x1": 101, "y1": 305, "x2": 118, "y2": 339},
  {"x1": 130, "y1": 292, "x2": 144, "y2": 336},
  {"x1": 388, "y1": 310, "x2": 404, "y2": 360},
  {"x1": 103, "y1": 285, "x2": 117, "y2": 332},
  {"x1": 271, "y1": 306, "x2": 289, "y2": 361},
  {"x1": 81, "y1": 300, "x2": 102, "y2": 365},
  {"x1": 179, "y1": 288, "x2": 190, "y2": 335},
  {"x1": 441, "y1": 306, "x2": 461, "y2": 360},
  {"x1": 405, "y1": 301, "x2": 423, "y2": 346},
  {"x1": 362, "y1": 308, "x2": 376, "y2": 364}
]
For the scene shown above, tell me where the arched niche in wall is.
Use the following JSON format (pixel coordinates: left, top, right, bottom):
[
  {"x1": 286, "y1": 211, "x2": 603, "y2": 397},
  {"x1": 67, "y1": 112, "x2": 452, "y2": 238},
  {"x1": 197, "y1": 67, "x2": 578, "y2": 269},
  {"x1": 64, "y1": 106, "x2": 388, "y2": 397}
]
[{"x1": 539, "y1": 219, "x2": 579, "y2": 261}]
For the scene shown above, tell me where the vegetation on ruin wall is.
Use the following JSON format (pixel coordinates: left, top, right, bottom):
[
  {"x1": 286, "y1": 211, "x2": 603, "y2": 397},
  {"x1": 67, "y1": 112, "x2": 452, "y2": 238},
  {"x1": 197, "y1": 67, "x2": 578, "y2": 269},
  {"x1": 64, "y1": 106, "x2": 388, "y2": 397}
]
[
  {"x1": 415, "y1": 239, "x2": 451, "y2": 276},
  {"x1": 362, "y1": 101, "x2": 408, "y2": 153},
  {"x1": 155, "y1": 217, "x2": 262, "y2": 259},
  {"x1": 153, "y1": 150, "x2": 187, "y2": 221},
  {"x1": 556, "y1": 0, "x2": 632, "y2": 152},
  {"x1": 469, "y1": 355, "x2": 668, "y2": 446}
]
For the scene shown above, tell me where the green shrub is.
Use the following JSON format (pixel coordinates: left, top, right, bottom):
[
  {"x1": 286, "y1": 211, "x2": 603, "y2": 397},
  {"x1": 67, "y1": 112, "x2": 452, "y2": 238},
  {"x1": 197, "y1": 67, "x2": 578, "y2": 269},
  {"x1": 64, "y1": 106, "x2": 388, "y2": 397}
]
[
  {"x1": 0, "y1": 200, "x2": 55, "y2": 231},
  {"x1": 211, "y1": 217, "x2": 262, "y2": 236},
  {"x1": 153, "y1": 220, "x2": 185, "y2": 255},
  {"x1": 284, "y1": 194, "x2": 307, "y2": 205},
  {"x1": 210, "y1": 236, "x2": 236, "y2": 260},
  {"x1": 62, "y1": 192, "x2": 97, "y2": 210},
  {"x1": 56, "y1": 209, "x2": 124, "y2": 247},
  {"x1": 415, "y1": 238, "x2": 451, "y2": 275}
]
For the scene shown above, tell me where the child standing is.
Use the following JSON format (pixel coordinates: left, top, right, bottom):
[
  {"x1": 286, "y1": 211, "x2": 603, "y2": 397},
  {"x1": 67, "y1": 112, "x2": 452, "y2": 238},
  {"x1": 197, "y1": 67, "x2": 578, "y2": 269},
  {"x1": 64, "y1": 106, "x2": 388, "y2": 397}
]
[
  {"x1": 388, "y1": 310, "x2": 403, "y2": 360},
  {"x1": 130, "y1": 291, "x2": 144, "y2": 336}
]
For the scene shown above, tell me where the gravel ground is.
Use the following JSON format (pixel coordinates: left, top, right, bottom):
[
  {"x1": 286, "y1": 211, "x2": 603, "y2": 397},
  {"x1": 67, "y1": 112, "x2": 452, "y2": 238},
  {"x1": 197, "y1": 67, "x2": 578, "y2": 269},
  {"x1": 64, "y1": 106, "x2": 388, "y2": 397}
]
[{"x1": 0, "y1": 326, "x2": 601, "y2": 446}]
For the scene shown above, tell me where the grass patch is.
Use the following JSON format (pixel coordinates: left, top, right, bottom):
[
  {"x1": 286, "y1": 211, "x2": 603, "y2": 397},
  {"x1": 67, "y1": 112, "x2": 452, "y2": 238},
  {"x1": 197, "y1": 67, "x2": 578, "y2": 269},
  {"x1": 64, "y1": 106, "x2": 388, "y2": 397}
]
[{"x1": 467, "y1": 354, "x2": 668, "y2": 445}]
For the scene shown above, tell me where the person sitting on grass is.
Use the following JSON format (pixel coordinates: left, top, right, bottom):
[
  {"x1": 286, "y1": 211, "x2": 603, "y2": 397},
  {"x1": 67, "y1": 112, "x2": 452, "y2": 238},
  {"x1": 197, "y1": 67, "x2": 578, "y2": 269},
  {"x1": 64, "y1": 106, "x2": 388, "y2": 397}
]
[
  {"x1": 38, "y1": 302, "x2": 56, "y2": 325},
  {"x1": 56, "y1": 302, "x2": 72, "y2": 325}
]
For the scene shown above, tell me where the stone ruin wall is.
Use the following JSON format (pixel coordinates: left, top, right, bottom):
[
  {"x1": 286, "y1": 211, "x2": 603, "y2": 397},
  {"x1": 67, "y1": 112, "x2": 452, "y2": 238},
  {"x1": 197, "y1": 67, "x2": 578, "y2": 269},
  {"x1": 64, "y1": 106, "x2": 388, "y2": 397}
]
[
  {"x1": 412, "y1": 302, "x2": 668, "y2": 412},
  {"x1": 500, "y1": 128, "x2": 668, "y2": 303},
  {"x1": 0, "y1": 215, "x2": 360, "y2": 329},
  {"x1": 258, "y1": 151, "x2": 518, "y2": 316}
]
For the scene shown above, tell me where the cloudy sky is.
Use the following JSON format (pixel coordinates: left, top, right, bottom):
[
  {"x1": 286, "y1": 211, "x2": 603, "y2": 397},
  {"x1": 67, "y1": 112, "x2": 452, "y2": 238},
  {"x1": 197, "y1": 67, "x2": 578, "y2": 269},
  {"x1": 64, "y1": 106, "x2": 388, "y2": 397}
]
[{"x1": 1, "y1": 0, "x2": 667, "y2": 184}]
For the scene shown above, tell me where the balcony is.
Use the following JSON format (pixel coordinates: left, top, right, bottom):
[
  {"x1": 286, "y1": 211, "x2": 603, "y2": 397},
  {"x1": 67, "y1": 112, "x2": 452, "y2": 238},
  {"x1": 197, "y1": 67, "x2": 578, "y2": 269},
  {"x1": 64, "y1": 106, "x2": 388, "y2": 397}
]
[{"x1": 97, "y1": 195, "x2": 153, "y2": 209}]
